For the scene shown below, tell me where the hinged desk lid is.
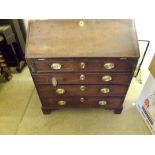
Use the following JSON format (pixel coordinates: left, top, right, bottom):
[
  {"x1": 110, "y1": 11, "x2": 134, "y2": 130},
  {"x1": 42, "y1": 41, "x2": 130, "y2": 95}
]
[{"x1": 26, "y1": 19, "x2": 140, "y2": 58}]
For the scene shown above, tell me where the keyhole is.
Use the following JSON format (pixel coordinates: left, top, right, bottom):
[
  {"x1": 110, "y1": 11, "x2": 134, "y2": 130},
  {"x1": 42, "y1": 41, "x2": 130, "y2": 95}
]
[{"x1": 79, "y1": 20, "x2": 84, "y2": 27}]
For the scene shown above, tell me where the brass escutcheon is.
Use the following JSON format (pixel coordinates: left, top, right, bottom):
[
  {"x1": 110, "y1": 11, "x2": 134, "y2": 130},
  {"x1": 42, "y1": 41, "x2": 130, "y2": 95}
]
[
  {"x1": 79, "y1": 20, "x2": 85, "y2": 27},
  {"x1": 98, "y1": 100, "x2": 107, "y2": 106},
  {"x1": 80, "y1": 85, "x2": 86, "y2": 91},
  {"x1": 80, "y1": 74, "x2": 85, "y2": 80},
  {"x1": 57, "y1": 100, "x2": 66, "y2": 106},
  {"x1": 104, "y1": 63, "x2": 115, "y2": 70},
  {"x1": 80, "y1": 62, "x2": 85, "y2": 69},
  {"x1": 100, "y1": 88, "x2": 110, "y2": 94},
  {"x1": 102, "y1": 75, "x2": 112, "y2": 82},
  {"x1": 51, "y1": 63, "x2": 61, "y2": 70},
  {"x1": 80, "y1": 97, "x2": 85, "y2": 103},
  {"x1": 56, "y1": 88, "x2": 65, "y2": 94}
]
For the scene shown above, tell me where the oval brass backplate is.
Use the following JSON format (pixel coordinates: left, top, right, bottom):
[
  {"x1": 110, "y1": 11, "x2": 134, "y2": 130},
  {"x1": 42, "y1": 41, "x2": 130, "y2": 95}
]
[
  {"x1": 98, "y1": 100, "x2": 107, "y2": 106},
  {"x1": 102, "y1": 75, "x2": 112, "y2": 82},
  {"x1": 104, "y1": 63, "x2": 115, "y2": 70},
  {"x1": 56, "y1": 88, "x2": 65, "y2": 94},
  {"x1": 57, "y1": 100, "x2": 66, "y2": 106},
  {"x1": 51, "y1": 63, "x2": 61, "y2": 70},
  {"x1": 100, "y1": 88, "x2": 110, "y2": 94}
]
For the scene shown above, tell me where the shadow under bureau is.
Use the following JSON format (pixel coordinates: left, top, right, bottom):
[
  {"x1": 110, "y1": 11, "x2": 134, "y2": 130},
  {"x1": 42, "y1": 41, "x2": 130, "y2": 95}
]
[{"x1": 26, "y1": 19, "x2": 140, "y2": 114}]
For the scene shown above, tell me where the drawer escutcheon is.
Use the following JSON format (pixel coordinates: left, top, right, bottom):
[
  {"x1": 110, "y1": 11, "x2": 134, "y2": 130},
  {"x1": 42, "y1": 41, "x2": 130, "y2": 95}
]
[
  {"x1": 80, "y1": 62, "x2": 85, "y2": 69},
  {"x1": 80, "y1": 97, "x2": 85, "y2": 102},
  {"x1": 80, "y1": 85, "x2": 86, "y2": 91},
  {"x1": 80, "y1": 74, "x2": 85, "y2": 80},
  {"x1": 104, "y1": 63, "x2": 115, "y2": 70},
  {"x1": 51, "y1": 63, "x2": 61, "y2": 70}
]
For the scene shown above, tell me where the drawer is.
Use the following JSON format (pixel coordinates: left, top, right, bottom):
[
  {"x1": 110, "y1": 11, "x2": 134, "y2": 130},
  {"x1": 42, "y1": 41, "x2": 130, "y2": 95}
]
[
  {"x1": 41, "y1": 96, "x2": 123, "y2": 109},
  {"x1": 30, "y1": 58, "x2": 136, "y2": 73},
  {"x1": 36, "y1": 84, "x2": 128, "y2": 97},
  {"x1": 33, "y1": 72, "x2": 132, "y2": 85}
]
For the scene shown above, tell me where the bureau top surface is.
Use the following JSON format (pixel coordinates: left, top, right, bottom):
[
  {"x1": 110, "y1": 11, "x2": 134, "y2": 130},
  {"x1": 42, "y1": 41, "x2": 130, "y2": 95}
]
[{"x1": 26, "y1": 19, "x2": 140, "y2": 58}]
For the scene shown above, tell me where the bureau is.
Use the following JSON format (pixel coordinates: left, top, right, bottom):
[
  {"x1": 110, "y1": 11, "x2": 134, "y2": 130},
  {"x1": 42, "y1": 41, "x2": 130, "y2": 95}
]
[{"x1": 26, "y1": 19, "x2": 140, "y2": 114}]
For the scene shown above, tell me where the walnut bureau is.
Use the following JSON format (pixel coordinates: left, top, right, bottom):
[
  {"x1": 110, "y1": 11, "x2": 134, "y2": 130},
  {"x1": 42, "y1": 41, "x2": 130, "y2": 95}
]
[{"x1": 26, "y1": 19, "x2": 140, "y2": 114}]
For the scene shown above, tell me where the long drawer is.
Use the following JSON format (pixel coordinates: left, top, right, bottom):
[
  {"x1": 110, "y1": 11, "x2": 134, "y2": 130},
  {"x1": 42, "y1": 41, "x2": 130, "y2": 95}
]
[
  {"x1": 41, "y1": 96, "x2": 124, "y2": 109},
  {"x1": 36, "y1": 84, "x2": 128, "y2": 97},
  {"x1": 33, "y1": 72, "x2": 132, "y2": 85},
  {"x1": 29, "y1": 58, "x2": 137, "y2": 73}
]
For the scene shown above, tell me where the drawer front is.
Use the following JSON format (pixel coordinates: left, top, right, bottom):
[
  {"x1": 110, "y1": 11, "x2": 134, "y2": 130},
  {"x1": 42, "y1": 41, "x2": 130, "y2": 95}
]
[
  {"x1": 32, "y1": 58, "x2": 136, "y2": 73},
  {"x1": 41, "y1": 97, "x2": 123, "y2": 109},
  {"x1": 36, "y1": 84, "x2": 128, "y2": 97},
  {"x1": 33, "y1": 73, "x2": 132, "y2": 85}
]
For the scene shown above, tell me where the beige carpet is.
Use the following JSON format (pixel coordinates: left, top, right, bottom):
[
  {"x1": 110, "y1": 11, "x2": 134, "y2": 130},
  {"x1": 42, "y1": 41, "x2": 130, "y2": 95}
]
[{"x1": 0, "y1": 67, "x2": 151, "y2": 134}]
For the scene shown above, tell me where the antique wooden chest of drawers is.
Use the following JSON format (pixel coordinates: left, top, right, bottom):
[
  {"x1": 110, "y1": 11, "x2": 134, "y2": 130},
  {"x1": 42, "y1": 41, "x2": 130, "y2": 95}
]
[{"x1": 26, "y1": 19, "x2": 140, "y2": 114}]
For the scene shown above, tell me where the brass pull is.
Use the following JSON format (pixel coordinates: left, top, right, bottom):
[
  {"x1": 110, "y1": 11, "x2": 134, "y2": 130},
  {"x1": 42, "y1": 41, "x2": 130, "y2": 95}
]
[
  {"x1": 102, "y1": 75, "x2": 112, "y2": 82},
  {"x1": 57, "y1": 100, "x2": 66, "y2": 106},
  {"x1": 51, "y1": 63, "x2": 61, "y2": 70},
  {"x1": 56, "y1": 88, "x2": 65, "y2": 94},
  {"x1": 80, "y1": 74, "x2": 85, "y2": 80},
  {"x1": 80, "y1": 85, "x2": 86, "y2": 91},
  {"x1": 80, "y1": 62, "x2": 85, "y2": 69},
  {"x1": 51, "y1": 77, "x2": 57, "y2": 87},
  {"x1": 98, "y1": 100, "x2": 107, "y2": 106},
  {"x1": 100, "y1": 88, "x2": 110, "y2": 94},
  {"x1": 104, "y1": 63, "x2": 115, "y2": 70},
  {"x1": 80, "y1": 97, "x2": 85, "y2": 103}
]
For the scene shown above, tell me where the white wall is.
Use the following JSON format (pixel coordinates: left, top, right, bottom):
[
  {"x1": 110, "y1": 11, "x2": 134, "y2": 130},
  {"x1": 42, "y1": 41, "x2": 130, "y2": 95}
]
[{"x1": 135, "y1": 19, "x2": 155, "y2": 69}]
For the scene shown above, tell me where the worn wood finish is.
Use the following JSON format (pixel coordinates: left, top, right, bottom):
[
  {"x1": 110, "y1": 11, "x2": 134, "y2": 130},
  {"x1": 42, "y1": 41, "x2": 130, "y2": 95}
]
[
  {"x1": 26, "y1": 19, "x2": 140, "y2": 114},
  {"x1": 26, "y1": 20, "x2": 139, "y2": 58},
  {"x1": 41, "y1": 96, "x2": 123, "y2": 109},
  {"x1": 33, "y1": 72, "x2": 132, "y2": 85},
  {"x1": 37, "y1": 84, "x2": 128, "y2": 97},
  {"x1": 31, "y1": 58, "x2": 137, "y2": 73}
]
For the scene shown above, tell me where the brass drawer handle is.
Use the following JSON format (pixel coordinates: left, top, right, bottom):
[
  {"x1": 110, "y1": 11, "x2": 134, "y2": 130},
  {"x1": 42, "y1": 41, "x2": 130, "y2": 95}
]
[
  {"x1": 100, "y1": 88, "x2": 110, "y2": 94},
  {"x1": 104, "y1": 63, "x2": 115, "y2": 70},
  {"x1": 98, "y1": 100, "x2": 107, "y2": 106},
  {"x1": 51, "y1": 63, "x2": 61, "y2": 70},
  {"x1": 51, "y1": 77, "x2": 57, "y2": 87},
  {"x1": 80, "y1": 97, "x2": 85, "y2": 103},
  {"x1": 80, "y1": 62, "x2": 85, "y2": 69},
  {"x1": 57, "y1": 100, "x2": 66, "y2": 106},
  {"x1": 80, "y1": 85, "x2": 86, "y2": 91},
  {"x1": 80, "y1": 74, "x2": 85, "y2": 80},
  {"x1": 56, "y1": 88, "x2": 65, "y2": 94},
  {"x1": 102, "y1": 75, "x2": 112, "y2": 82}
]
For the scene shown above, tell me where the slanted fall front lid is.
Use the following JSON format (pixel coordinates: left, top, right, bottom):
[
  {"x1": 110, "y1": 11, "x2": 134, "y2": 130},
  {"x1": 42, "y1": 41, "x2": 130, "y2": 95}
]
[{"x1": 26, "y1": 19, "x2": 140, "y2": 58}]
